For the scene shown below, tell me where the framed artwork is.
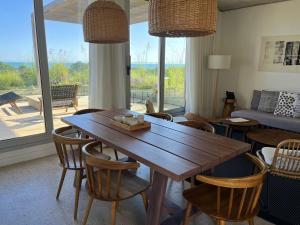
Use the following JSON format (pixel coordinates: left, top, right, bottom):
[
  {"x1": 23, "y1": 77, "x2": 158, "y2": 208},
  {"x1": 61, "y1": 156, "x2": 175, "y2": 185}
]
[{"x1": 259, "y1": 35, "x2": 300, "y2": 73}]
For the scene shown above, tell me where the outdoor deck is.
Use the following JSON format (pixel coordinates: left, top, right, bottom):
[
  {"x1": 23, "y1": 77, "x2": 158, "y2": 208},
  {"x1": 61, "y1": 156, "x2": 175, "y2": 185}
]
[{"x1": 0, "y1": 96, "x2": 150, "y2": 141}]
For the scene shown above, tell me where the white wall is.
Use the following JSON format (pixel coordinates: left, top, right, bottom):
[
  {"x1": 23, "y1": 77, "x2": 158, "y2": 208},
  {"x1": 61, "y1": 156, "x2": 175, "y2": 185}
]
[
  {"x1": 218, "y1": 0, "x2": 300, "y2": 109},
  {"x1": 0, "y1": 143, "x2": 56, "y2": 167}
]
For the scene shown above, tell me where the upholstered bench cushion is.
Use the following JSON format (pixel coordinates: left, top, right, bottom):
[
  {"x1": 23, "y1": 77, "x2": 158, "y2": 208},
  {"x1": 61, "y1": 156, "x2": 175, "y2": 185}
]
[
  {"x1": 52, "y1": 99, "x2": 74, "y2": 107},
  {"x1": 261, "y1": 147, "x2": 300, "y2": 170},
  {"x1": 231, "y1": 110, "x2": 300, "y2": 133}
]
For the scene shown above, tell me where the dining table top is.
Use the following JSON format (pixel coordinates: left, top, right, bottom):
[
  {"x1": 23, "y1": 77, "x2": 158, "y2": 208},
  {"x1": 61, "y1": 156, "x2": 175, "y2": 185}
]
[{"x1": 62, "y1": 109, "x2": 251, "y2": 182}]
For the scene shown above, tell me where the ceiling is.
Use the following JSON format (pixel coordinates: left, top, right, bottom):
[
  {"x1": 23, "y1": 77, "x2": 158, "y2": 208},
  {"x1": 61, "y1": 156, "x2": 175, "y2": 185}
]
[
  {"x1": 218, "y1": 0, "x2": 290, "y2": 11},
  {"x1": 43, "y1": 0, "x2": 290, "y2": 25}
]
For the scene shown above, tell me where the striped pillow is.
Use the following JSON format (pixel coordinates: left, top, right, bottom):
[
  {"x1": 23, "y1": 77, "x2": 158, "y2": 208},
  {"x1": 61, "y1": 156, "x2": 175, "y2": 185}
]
[{"x1": 294, "y1": 94, "x2": 300, "y2": 118}]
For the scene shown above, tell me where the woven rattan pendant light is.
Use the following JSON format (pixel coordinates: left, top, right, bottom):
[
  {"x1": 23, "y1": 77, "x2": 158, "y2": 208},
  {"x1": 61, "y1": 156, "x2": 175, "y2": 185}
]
[
  {"x1": 83, "y1": 0, "x2": 129, "y2": 43},
  {"x1": 149, "y1": 0, "x2": 217, "y2": 37}
]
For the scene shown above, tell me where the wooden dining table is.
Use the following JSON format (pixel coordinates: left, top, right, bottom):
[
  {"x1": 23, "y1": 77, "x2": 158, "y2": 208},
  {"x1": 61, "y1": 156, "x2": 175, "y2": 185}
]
[{"x1": 62, "y1": 109, "x2": 251, "y2": 225}]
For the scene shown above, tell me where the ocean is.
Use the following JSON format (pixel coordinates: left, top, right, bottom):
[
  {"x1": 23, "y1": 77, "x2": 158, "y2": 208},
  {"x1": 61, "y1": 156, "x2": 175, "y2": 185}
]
[{"x1": 3, "y1": 62, "x2": 185, "y2": 69}]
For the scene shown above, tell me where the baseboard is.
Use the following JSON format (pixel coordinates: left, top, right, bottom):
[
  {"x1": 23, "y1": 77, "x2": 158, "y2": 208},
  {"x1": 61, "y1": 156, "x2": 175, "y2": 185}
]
[{"x1": 0, "y1": 143, "x2": 56, "y2": 167}]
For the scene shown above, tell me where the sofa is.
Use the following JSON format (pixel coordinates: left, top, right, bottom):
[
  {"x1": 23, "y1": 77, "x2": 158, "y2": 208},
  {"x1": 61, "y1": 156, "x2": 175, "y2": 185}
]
[{"x1": 231, "y1": 90, "x2": 300, "y2": 133}]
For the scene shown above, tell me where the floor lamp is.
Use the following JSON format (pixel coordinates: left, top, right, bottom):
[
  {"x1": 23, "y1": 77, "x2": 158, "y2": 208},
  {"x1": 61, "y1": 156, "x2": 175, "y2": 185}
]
[{"x1": 208, "y1": 55, "x2": 232, "y2": 118}]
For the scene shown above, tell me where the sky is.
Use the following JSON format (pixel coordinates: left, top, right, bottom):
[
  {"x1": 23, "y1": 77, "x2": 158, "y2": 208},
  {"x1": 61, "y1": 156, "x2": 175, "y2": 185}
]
[{"x1": 0, "y1": 1, "x2": 185, "y2": 64}]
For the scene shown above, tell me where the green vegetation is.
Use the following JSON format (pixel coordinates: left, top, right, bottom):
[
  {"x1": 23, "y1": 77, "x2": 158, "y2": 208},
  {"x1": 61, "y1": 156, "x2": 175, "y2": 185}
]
[
  {"x1": 131, "y1": 65, "x2": 185, "y2": 107},
  {"x1": 0, "y1": 61, "x2": 89, "y2": 90},
  {"x1": 131, "y1": 66, "x2": 184, "y2": 92},
  {"x1": 0, "y1": 61, "x2": 184, "y2": 106}
]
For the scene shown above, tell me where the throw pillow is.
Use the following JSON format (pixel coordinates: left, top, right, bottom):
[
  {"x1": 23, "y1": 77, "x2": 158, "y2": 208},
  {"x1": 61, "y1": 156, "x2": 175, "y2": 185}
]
[
  {"x1": 293, "y1": 94, "x2": 300, "y2": 118},
  {"x1": 258, "y1": 90, "x2": 280, "y2": 113},
  {"x1": 274, "y1": 91, "x2": 297, "y2": 117},
  {"x1": 250, "y1": 90, "x2": 261, "y2": 110}
]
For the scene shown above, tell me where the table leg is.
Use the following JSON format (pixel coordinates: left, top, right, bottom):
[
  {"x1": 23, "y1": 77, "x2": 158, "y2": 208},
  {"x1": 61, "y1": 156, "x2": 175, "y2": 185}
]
[
  {"x1": 145, "y1": 171, "x2": 168, "y2": 225},
  {"x1": 250, "y1": 140, "x2": 256, "y2": 154}
]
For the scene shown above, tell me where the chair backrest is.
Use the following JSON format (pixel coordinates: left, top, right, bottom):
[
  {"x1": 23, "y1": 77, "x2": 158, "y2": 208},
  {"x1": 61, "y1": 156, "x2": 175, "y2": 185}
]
[
  {"x1": 145, "y1": 99, "x2": 155, "y2": 113},
  {"x1": 83, "y1": 142, "x2": 140, "y2": 201},
  {"x1": 145, "y1": 112, "x2": 173, "y2": 121},
  {"x1": 184, "y1": 113, "x2": 209, "y2": 122},
  {"x1": 52, "y1": 126, "x2": 92, "y2": 170},
  {"x1": 51, "y1": 85, "x2": 78, "y2": 100},
  {"x1": 177, "y1": 120, "x2": 215, "y2": 133},
  {"x1": 196, "y1": 153, "x2": 267, "y2": 221},
  {"x1": 270, "y1": 139, "x2": 300, "y2": 180},
  {"x1": 73, "y1": 108, "x2": 105, "y2": 115}
]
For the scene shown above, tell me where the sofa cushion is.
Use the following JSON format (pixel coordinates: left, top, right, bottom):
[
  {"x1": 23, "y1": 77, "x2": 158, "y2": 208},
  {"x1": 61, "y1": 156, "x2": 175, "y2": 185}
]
[
  {"x1": 294, "y1": 94, "x2": 300, "y2": 118},
  {"x1": 274, "y1": 91, "x2": 297, "y2": 117},
  {"x1": 231, "y1": 109, "x2": 300, "y2": 133},
  {"x1": 250, "y1": 90, "x2": 261, "y2": 110},
  {"x1": 258, "y1": 90, "x2": 279, "y2": 113}
]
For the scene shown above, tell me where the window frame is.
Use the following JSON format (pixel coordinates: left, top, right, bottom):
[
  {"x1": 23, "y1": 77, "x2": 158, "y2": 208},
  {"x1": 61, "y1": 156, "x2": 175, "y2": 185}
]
[{"x1": 0, "y1": 0, "x2": 53, "y2": 153}]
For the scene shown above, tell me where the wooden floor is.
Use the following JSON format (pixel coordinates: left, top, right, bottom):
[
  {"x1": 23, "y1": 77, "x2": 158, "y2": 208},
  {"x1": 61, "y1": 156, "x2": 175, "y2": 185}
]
[{"x1": 0, "y1": 96, "x2": 148, "y2": 141}]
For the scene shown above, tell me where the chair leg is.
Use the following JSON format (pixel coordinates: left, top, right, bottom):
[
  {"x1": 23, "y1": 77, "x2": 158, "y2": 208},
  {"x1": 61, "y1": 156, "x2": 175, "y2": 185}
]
[
  {"x1": 114, "y1": 149, "x2": 119, "y2": 160},
  {"x1": 82, "y1": 196, "x2": 94, "y2": 225},
  {"x1": 111, "y1": 201, "x2": 118, "y2": 225},
  {"x1": 190, "y1": 176, "x2": 195, "y2": 188},
  {"x1": 140, "y1": 192, "x2": 148, "y2": 210},
  {"x1": 218, "y1": 220, "x2": 226, "y2": 225},
  {"x1": 182, "y1": 203, "x2": 192, "y2": 225},
  {"x1": 56, "y1": 168, "x2": 67, "y2": 199},
  {"x1": 248, "y1": 218, "x2": 254, "y2": 225},
  {"x1": 150, "y1": 168, "x2": 154, "y2": 184},
  {"x1": 74, "y1": 170, "x2": 82, "y2": 220}
]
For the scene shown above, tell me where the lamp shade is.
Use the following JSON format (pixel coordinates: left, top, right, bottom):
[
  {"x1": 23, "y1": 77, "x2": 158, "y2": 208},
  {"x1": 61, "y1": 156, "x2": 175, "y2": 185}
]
[
  {"x1": 208, "y1": 55, "x2": 231, "y2": 70},
  {"x1": 83, "y1": 0, "x2": 129, "y2": 44},
  {"x1": 148, "y1": 0, "x2": 217, "y2": 37}
]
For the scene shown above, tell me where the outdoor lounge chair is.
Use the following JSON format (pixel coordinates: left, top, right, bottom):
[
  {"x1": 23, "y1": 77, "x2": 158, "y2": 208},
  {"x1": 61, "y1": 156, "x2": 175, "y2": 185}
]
[
  {"x1": 27, "y1": 85, "x2": 79, "y2": 114},
  {"x1": 50, "y1": 84, "x2": 79, "y2": 113},
  {"x1": 0, "y1": 91, "x2": 22, "y2": 114}
]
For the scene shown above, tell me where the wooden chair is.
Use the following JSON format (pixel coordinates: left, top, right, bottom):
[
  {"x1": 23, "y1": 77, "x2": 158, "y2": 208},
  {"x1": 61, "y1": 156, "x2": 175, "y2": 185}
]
[
  {"x1": 184, "y1": 113, "x2": 209, "y2": 123},
  {"x1": 82, "y1": 142, "x2": 150, "y2": 225},
  {"x1": 73, "y1": 108, "x2": 105, "y2": 115},
  {"x1": 52, "y1": 126, "x2": 110, "y2": 220},
  {"x1": 182, "y1": 153, "x2": 267, "y2": 225},
  {"x1": 178, "y1": 120, "x2": 216, "y2": 134},
  {"x1": 145, "y1": 112, "x2": 173, "y2": 121},
  {"x1": 145, "y1": 111, "x2": 173, "y2": 182},
  {"x1": 145, "y1": 98, "x2": 155, "y2": 113},
  {"x1": 177, "y1": 120, "x2": 215, "y2": 186},
  {"x1": 73, "y1": 108, "x2": 119, "y2": 160},
  {"x1": 257, "y1": 139, "x2": 300, "y2": 180}
]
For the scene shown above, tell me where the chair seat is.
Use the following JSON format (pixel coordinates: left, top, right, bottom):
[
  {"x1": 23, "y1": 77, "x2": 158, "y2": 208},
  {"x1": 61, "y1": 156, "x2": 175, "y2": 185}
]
[
  {"x1": 183, "y1": 184, "x2": 259, "y2": 221},
  {"x1": 87, "y1": 170, "x2": 149, "y2": 201}
]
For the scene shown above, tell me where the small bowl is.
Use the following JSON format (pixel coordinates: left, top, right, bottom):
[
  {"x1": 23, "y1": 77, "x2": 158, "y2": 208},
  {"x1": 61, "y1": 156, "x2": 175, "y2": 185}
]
[{"x1": 114, "y1": 115, "x2": 123, "y2": 123}]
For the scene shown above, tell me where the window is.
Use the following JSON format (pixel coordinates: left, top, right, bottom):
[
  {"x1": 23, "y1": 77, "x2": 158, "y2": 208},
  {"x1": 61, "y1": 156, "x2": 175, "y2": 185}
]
[
  {"x1": 0, "y1": 0, "x2": 48, "y2": 141},
  {"x1": 164, "y1": 38, "x2": 186, "y2": 112},
  {"x1": 130, "y1": 22, "x2": 159, "y2": 113},
  {"x1": 43, "y1": 0, "x2": 89, "y2": 128},
  {"x1": 129, "y1": 23, "x2": 186, "y2": 114}
]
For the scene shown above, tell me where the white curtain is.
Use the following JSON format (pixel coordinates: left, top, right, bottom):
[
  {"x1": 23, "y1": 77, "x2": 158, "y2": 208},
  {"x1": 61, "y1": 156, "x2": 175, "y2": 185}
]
[
  {"x1": 185, "y1": 35, "x2": 217, "y2": 118},
  {"x1": 88, "y1": 0, "x2": 129, "y2": 110}
]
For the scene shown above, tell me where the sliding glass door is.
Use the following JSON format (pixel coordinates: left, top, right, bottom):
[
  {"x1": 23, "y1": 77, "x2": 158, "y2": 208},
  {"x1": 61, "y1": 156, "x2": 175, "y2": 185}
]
[
  {"x1": 129, "y1": 23, "x2": 186, "y2": 114},
  {"x1": 0, "y1": 0, "x2": 48, "y2": 141},
  {"x1": 130, "y1": 22, "x2": 159, "y2": 113},
  {"x1": 43, "y1": 0, "x2": 89, "y2": 128},
  {"x1": 164, "y1": 38, "x2": 186, "y2": 112}
]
